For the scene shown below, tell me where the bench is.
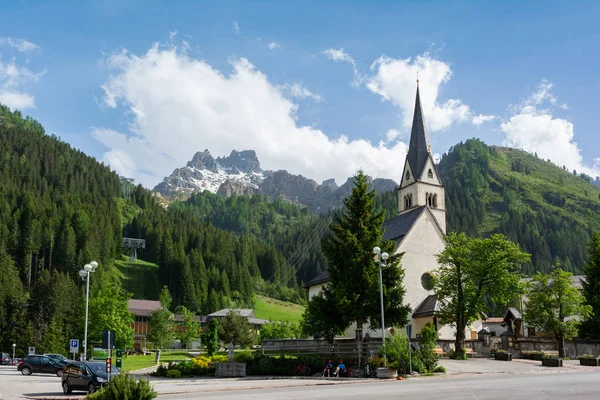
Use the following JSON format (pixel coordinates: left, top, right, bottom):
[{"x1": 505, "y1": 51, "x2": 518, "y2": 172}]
[
  {"x1": 433, "y1": 348, "x2": 446, "y2": 357},
  {"x1": 465, "y1": 348, "x2": 478, "y2": 358}
]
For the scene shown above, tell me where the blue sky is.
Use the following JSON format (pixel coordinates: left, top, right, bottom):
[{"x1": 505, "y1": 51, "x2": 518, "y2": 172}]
[{"x1": 1, "y1": 0, "x2": 599, "y2": 187}]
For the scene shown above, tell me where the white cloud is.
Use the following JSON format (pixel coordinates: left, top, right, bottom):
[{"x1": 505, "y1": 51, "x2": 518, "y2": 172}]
[
  {"x1": 268, "y1": 42, "x2": 279, "y2": 50},
  {"x1": 367, "y1": 53, "x2": 474, "y2": 132},
  {"x1": 233, "y1": 21, "x2": 240, "y2": 34},
  {"x1": 94, "y1": 43, "x2": 410, "y2": 187},
  {"x1": 0, "y1": 57, "x2": 45, "y2": 110},
  {"x1": 282, "y1": 83, "x2": 323, "y2": 103},
  {"x1": 321, "y1": 48, "x2": 363, "y2": 87},
  {"x1": 501, "y1": 80, "x2": 599, "y2": 176},
  {"x1": 0, "y1": 37, "x2": 40, "y2": 52},
  {"x1": 472, "y1": 114, "x2": 497, "y2": 127},
  {"x1": 385, "y1": 129, "x2": 402, "y2": 143}
]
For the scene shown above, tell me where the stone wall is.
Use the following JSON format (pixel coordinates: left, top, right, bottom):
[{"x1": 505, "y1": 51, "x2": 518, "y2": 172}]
[{"x1": 514, "y1": 339, "x2": 600, "y2": 358}]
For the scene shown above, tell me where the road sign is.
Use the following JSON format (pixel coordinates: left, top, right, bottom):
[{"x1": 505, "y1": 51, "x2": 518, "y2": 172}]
[
  {"x1": 70, "y1": 339, "x2": 79, "y2": 354},
  {"x1": 102, "y1": 330, "x2": 116, "y2": 349},
  {"x1": 28, "y1": 347, "x2": 35, "y2": 356}
]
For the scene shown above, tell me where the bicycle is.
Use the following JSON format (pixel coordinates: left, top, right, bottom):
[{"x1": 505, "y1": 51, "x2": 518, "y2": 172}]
[{"x1": 295, "y1": 363, "x2": 311, "y2": 376}]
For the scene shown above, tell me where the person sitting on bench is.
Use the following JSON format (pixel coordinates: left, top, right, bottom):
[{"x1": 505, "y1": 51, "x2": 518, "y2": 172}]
[
  {"x1": 323, "y1": 359, "x2": 333, "y2": 377},
  {"x1": 334, "y1": 359, "x2": 347, "y2": 377}
]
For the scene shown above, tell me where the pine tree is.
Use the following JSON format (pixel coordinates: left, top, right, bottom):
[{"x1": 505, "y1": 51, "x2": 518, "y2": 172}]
[
  {"x1": 581, "y1": 232, "x2": 600, "y2": 338},
  {"x1": 303, "y1": 170, "x2": 410, "y2": 341}
]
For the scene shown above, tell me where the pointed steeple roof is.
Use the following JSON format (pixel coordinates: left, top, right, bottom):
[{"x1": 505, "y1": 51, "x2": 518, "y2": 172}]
[{"x1": 406, "y1": 84, "x2": 431, "y2": 180}]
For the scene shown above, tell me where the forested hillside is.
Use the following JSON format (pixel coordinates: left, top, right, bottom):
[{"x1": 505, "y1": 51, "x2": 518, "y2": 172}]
[{"x1": 438, "y1": 139, "x2": 600, "y2": 274}]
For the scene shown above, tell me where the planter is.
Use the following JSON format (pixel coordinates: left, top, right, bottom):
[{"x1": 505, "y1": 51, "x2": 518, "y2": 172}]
[
  {"x1": 494, "y1": 352, "x2": 512, "y2": 361},
  {"x1": 579, "y1": 358, "x2": 600, "y2": 366},
  {"x1": 215, "y1": 362, "x2": 246, "y2": 377},
  {"x1": 376, "y1": 367, "x2": 398, "y2": 379},
  {"x1": 541, "y1": 358, "x2": 563, "y2": 367}
]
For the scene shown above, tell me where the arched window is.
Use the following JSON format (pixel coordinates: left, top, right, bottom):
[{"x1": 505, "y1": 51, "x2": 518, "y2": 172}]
[
  {"x1": 428, "y1": 169, "x2": 433, "y2": 179},
  {"x1": 405, "y1": 170, "x2": 411, "y2": 181},
  {"x1": 433, "y1": 194, "x2": 438, "y2": 208}
]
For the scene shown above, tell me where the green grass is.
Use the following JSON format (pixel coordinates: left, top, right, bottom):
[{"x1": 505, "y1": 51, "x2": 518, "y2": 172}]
[
  {"x1": 254, "y1": 295, "x2": 305, "y2": 323},
  {"x1": 115, "y1": 257, "x2": 160, "y2": 300},
  {"x1": 121, "y1": 351, "x2": 192, "y2": 372}
]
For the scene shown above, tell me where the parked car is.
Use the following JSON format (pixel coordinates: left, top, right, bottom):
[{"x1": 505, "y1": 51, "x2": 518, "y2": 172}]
[
  {"x1": 0, "y1": 352, "x2": 11, "y2": 365},
  {"x1": 61, "y1": 361, "x2": 119, "y2": 394},
  {"x1": 45, "y1": 354, "x2": 69, "y2": 363},
  {"x1": 17, "y1": 355, "x2": 65, "y2": 376}
]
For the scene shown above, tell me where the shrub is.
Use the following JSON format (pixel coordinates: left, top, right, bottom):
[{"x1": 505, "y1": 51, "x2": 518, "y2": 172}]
[
  {"x1": 449, "y1": 347, "x2": 467, "y2": 360},
  {"x1": 166, "y1": 369, "x2": 181, "y2": 378},
  {"x1": 234, "y1": 350, "x2": 254, "y2": 363},
  {"x1": 433, "y1": 366, "x2": 446, "y2": 373},
  {"x1": 418, "y1": 322, "x2": 439, "y2": 372},
  {"x1": 495, "y1": 350, "x2": 508, "y2": 355},
  {"x1": 367, "y1": 355, "x2": 384, "y2": 369},
  {"x1": 381, "y1": 331, "x2": 426, "y2": 374},
  {"x1": 211, "y1": 355, "x2": 228, "y2": 363},
  {"x1": 88, "y1": 373, "x2": 157, "y2": 400},
  {"x1": 580, "y1": 354, "x2": 597, "y2": 359},
  {"x1": 154, "y1": 364, "x2": 167, "y2": 377}
]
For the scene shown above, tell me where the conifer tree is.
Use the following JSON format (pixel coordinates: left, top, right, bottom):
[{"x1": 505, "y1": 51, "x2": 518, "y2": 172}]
[
  {"x1": 303, "y1": 170, "x2": 410, "y2": 341},
  {"x1": 581, "y1": 232, "x2": 600, "y2": 338}
]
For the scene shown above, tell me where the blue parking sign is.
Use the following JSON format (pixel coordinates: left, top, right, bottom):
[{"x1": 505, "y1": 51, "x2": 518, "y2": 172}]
[{"x1": 70, "y1": 339, "x2": 79, "y2": 353}]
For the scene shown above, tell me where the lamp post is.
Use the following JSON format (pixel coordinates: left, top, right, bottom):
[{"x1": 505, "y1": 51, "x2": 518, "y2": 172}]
[
  {"x1": 79, "y1": 261, "x2": 98, "y2": 361},
  {"x1": 373, "y1": 246, "x2": 389, "y2": 366},
  {"x1": 12, "y1": 343, "x2": 16, "y2": 361}
]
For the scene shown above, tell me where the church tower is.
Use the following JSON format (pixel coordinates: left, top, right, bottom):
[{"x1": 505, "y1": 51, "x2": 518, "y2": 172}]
[{"x1": 397, "y1": 83, "x2": 446, "y2": 233}]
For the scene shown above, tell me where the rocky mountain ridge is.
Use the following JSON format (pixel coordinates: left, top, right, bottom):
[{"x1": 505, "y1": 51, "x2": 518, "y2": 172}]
[{"x1": 153, "y1": 149, "x2": 397, "y2": 212}]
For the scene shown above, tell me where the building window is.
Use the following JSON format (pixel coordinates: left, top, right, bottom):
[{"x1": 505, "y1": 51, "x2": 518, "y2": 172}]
[
  {"x1": 433, "y1": 194, "x2": 438, "y2": 208},
  {"x1": 428, "y1": 169, "x2": 433, "y2": 179},
  {"x1": 405, "y1": 170, "x2": 411, "y2": 181},
  {"x1": 421, "y1": 272, "x2": 435, "y2": 290},
  {"x1": 404, "y1": 194, "x2": 413, "y2": 209}
]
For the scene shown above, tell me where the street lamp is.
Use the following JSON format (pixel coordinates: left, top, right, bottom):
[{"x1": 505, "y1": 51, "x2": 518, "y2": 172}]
[
  {"x1": 80, "y1": 261, "x2": 98, "y2": 361},
  {"x1": 373, "y1": 246, "x2": 389, "y2": 366},
  {"x1": 12, "y1": 343, "x2": 16, "y2": 361}
]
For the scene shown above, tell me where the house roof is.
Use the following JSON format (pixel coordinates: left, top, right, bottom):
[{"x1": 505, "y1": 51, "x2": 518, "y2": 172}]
[
  {"x1": 483, "y1": 317, "x2": 505, "y2": 324},
  {"x1": 504, "y1": 307, "x2": 522, "y2": 320},
  {"x1": 128, "y1": 299, "x2": 162, "y2": 317},
  {"x1": 208, "y1": 308, "x2": 254, "y2": 318},
  {"x1": 304, "y1": 271, "x2": 331, "y2": 288},
  {"x1": 248, "y1": 317, "x2": 269, "y2": 325},
  {"x1": 382, "y1": 206, "x2": 426, "y2": 242},
  {"x1": 412, "y1": 295, "x2": 438, "y2": 318}
]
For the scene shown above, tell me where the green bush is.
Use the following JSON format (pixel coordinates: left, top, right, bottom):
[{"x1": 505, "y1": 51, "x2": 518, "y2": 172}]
[
  {"x1": 88, "y1": 373, "x2": 157, "y2": 400},
  {"x1": 418, "y1": 322, "x2": 439, "y2": 372},
  {"x1": 433, "y1": 365, "x2": 446, "y2": 373},
  {"x1": 580, "y1": 354, "x2": 597, "y2": 359},
  {"x1": 380, "y1": 330, "x2": 426, "y2": 374},
  {"x1": 234, "y1": 350, "x2": 254, "y2": 363},
  {"x1": 166, "y1": 369, "x2": 181, "y2": 378},
  {"x1": 449, "y1": 347, "x2": 467, "y2": 360}
]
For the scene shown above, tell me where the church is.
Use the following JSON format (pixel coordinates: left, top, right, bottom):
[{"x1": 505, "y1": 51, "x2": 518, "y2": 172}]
[{"x1": 305, "y1": 83, "x2": 481, "y2": 341}]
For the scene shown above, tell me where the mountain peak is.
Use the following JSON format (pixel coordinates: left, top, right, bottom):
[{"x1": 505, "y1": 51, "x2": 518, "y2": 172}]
[
  {"x1": 216, "y1": 149, "x2": 261, "y2": 174},
  {"x1": 187, "y1": 149, "x2": 218, "y2": 172}
]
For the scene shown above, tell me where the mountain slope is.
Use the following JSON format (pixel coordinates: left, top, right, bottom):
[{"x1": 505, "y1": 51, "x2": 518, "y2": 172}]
[{"x1": 438, "y1": 139, "x2": 600, "y2": 274}]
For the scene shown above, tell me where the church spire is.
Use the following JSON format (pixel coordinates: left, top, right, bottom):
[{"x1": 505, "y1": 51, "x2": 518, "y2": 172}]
[{"x1": 406, "y1": 83, "x2": 431, "y2": 181}]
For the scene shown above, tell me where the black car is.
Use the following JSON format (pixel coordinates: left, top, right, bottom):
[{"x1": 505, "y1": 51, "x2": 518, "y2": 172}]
[
  {"x1": 61, "y1": 361, "x2": 119, "y2": 394},
  {"x1": 17, "y1": 355, "x2": 65, "y2": 376},
  {"x1": 45, "y1": 353, "x2": 69, "y2": 363},
  {"x1": 0, "y1": 352, "x2": 11, "y2": 365}
]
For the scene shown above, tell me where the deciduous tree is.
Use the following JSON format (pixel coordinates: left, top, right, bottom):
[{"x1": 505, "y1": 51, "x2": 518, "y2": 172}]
[
  {"x1": 434, "y1": 232, "x2": 529, "y2": 358},
  {"x1": 148, "y1": 286, "x2": 174, "y2": 349},
  {"x1": 524, "y1": 268, "x2": 592, "y2": 357},
  {"x1": 176, "y1": 306, "x2": 200, "y2": 349}
]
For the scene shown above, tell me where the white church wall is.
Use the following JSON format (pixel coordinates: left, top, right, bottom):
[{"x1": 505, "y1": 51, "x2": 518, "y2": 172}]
[
  {"x1": 308, "y1": 283, "x2": 324, "y2": 300},
  {"x1": 396, "y1": 210, "x2": 446, "y2": 338}
]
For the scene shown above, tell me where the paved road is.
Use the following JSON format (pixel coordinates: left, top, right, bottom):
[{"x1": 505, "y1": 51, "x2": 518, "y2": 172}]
[{"x1": 158, "y1": 372, "x2": 600, "y2": 400}]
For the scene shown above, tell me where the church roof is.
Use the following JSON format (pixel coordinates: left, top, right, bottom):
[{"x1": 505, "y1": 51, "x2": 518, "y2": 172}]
[
  {"x1": 413, "y1": 295, "x2": 438, "y2": 317},
  {"x1": 406, "y1": 85, "x2": 431, "y2": 180},
  {"x1": 304, "y1": 271, "x2": 330, "y2": 288},
  {"x1": 382, "y1": 206, "x2": 426, "y2": 242}
]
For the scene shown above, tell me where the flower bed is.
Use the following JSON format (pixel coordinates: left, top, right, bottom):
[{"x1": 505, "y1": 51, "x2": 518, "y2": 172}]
[
  {"x1": 522, "y1": 351, "x2": 544, "y2": 360},
  {"x1": 541, "y1": 357, "x2": 563, "y2": 367},
  {"x1": 579, "y1": 355, "x2": 600, "y2": 366},
  {"x1": 494, "y1": 351, "x2": 512, "y2": 361}
]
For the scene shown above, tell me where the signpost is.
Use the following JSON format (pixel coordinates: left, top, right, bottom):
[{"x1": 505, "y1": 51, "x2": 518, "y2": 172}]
[
  {"x1": 28, "y1": 347, "x2": 35, "y2": 356},
  {"x1": 69, "y1": 339, "x2": 79, "y2": 360},
  {"x1": 406, "y1": 324, "x2": 413, "y2": 374}
]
